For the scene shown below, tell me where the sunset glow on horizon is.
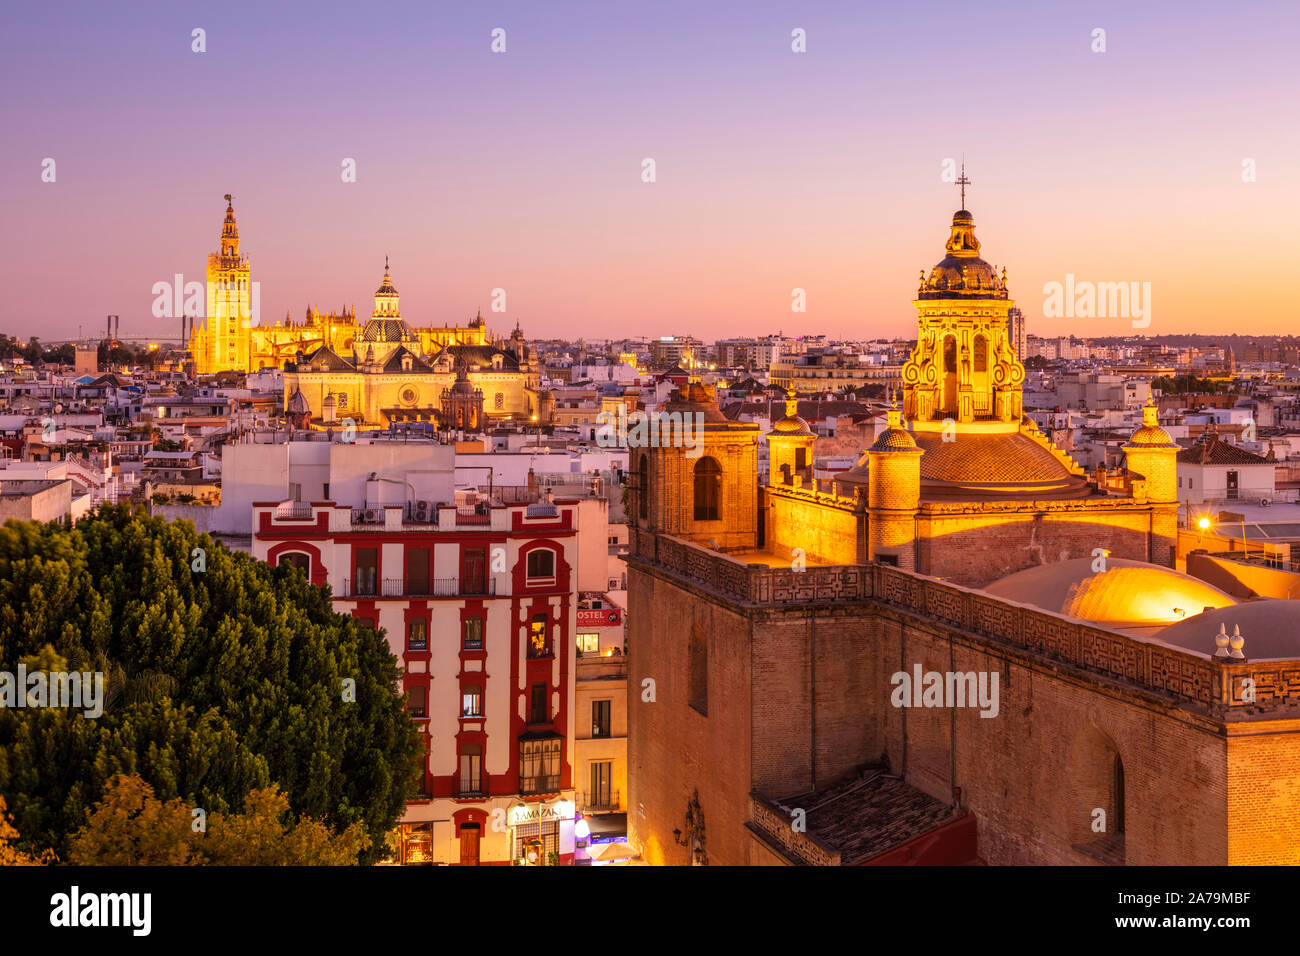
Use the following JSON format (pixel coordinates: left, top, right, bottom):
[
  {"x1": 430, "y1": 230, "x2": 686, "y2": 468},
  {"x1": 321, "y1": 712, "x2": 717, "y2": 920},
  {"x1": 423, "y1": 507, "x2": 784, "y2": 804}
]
[{"x1": 4, "y1": 0, "x2": 1300, "y2": 342}]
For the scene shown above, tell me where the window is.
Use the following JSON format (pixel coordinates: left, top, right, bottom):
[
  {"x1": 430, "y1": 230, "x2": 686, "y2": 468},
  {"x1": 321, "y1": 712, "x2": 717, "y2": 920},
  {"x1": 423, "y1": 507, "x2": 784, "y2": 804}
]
[
  {"x1": 462, "y1": 685, "x2": 482, "y2": 717},
  {"x1": 495, "y1": 392, "x2": 504, "y2": 409},
  {"x1": 277, "y1": 552, "x2": 309, "y2": 575},
  {"x1": 528, "y1": 615, "x2": 550, "y2": 657},
  {"x1": 974, "y1": 335, "x2": 988, "y2": 372},
  {"x1": 526, "y1": 549, "x2": 555, "y2": 580},
  {"x1": 638, "y1": 455, "x2": 648, "y2": 520},
  {"x1": 355, "y1": 547, "x2": 378, "y2": 596},
  {"x1": 689, "y1": 624, "x2": 707, "y2": 715},
  {"x1": 529, "y1": 683, "x2": 548, "y2": 724},
  {"x1": 577, "y1": 633, "x2": 599, "y2": 655},
  {"x1": 520, "y1": 738, "x2": 561, "y2": 794},
  {"x1": 693, "y1": 457, "x2": 721, "y2": 521},
  {"x1": 463, "y1": 617, "x2": 483, "y2": 651},
  {"x1": 407, "y1": 684, "x2": 428, "y2": 718},
  {"x1": 1114, "y1": 755, "x2": 1125, "y2": 834},
  {"x1": 944, "y1": 336, "x2": 956, "y2": 373},
  {"x1": 589, "y1": 761, "x2": 612, "y2": 808},
  {"x1": 355, "y1": 617, "x2": 375, "y2": 632},
  {"x1": 458, "y1": 745, "x2": 482, "y2": 794},
  {"x1": 407, "y1": 619, "x2": 427, "y2": 652},
  {"x1": 592, "y1": 700, "x2": 611, "y2": 738},
  {"x1": 406, "y1": 547, "x2": 429, "y2": 595}
]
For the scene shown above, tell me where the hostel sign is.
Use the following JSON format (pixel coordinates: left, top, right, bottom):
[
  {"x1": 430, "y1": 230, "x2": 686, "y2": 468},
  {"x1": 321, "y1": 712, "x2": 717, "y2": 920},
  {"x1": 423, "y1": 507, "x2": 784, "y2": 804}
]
[{"x1": 577, "y1": 608, "x2": 621, "y2": 627}]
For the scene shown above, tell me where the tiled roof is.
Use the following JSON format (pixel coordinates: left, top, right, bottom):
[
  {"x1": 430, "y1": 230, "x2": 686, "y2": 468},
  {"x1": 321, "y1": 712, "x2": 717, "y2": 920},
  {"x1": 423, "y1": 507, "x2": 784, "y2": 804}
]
[
  {"x1": 381, "y1": 345, "x2": 433, "y2": 373},
  {"x1": 914, "y1": 431, "x2": 1071, "y2": 482},
  {"x1": 1177, "y1": 436, "x2": 1270, "y2": 465},
  {"x1": 770, "y1": 769, "x2": 964, "y2": 865}
]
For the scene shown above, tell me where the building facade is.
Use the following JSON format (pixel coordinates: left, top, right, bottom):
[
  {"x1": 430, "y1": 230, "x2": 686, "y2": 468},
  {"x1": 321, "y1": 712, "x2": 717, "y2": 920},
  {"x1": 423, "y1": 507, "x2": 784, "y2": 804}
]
[
  {"x1": 249, "y1": 444, "x2": 580, "y2": 865},
  {"x1": 620, "y1": 202, "x2": 1300, "y2": 867}
]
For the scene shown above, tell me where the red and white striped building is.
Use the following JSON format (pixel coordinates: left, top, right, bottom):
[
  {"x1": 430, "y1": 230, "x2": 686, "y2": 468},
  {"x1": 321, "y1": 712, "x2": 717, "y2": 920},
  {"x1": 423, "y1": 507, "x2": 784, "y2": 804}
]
[{"x1": 250, "y1": 448, "x2": 581, "y2": 865}]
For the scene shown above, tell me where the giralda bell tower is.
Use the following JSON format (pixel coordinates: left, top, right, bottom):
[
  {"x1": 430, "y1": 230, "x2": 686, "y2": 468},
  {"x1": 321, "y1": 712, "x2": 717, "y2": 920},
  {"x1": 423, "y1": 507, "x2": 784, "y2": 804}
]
[{"x1": 192, "y1": 194, "x2": 253, "y2": 374}]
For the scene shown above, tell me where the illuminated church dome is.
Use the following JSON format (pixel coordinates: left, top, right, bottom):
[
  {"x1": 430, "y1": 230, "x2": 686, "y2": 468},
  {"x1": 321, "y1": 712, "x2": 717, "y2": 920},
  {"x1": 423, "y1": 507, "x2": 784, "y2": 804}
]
[
  {"x1": 1158, "y1": 600, "x2": 1300, "y2": 660},
  {"x1": 768, "y1": 390, "x2": 813, "y2": 437},
  {"x1": 984, "y1": 557, "x2": 1236, "y2": 627},
  {"x1": 917, "y1": 210, "x2": 1009, "y2": 300},
  {"x1": 1124, "y1": 398, "x2": 1177, "y2": 448}
]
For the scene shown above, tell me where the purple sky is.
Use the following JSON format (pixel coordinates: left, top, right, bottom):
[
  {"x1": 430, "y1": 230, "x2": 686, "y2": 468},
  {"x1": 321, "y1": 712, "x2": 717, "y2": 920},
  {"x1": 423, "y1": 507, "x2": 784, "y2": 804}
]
[{"x1": 3, "y1": 0, "x2": 1300, "y2": 343}]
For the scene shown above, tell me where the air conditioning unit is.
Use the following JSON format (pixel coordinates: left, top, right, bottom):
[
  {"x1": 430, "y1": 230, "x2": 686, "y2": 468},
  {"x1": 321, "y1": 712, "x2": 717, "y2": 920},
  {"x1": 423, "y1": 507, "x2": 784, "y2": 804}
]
[
  {"x1": 365, "y1": 509, "x2": 383, "y2": 523},
  {"x1": 1260, "y1": 498, "x2": 1271, "y2": 507},
  {"x1": 415, "y1": 500, "x2": 429, "y2": 521}
]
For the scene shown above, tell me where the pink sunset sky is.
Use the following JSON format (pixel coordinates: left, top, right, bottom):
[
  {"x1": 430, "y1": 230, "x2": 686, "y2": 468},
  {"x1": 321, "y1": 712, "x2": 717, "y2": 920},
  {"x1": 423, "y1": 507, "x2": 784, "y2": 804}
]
[{"x1": 2, "y1": 0, "x2": 1299, "y2": 343}]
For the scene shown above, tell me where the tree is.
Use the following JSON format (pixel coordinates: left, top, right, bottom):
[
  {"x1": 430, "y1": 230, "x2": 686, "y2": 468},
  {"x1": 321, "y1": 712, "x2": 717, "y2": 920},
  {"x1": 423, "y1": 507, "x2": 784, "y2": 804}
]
[
  {"x1": 0, "y1": 794, "x2": 56, "y2": 865},
  {"x1": 69, "y1": 773, "x2": 371, "y2": 865},
  {"x1": 0, "y1": 506, "x2": 421, "y2": 863}
]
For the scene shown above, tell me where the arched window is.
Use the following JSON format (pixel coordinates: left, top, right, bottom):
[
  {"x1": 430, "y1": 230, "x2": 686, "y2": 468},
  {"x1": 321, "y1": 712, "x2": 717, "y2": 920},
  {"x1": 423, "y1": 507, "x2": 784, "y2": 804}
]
[
  {"x1": 973, "y1": 335, "x2": 988, "y2": 372},
  {"x1": 526, "y1": 548, "x2": 555, "y2": 581},
  {"x1": 1114, "y1": 755, "x2": 1125, "y2": 834},
  {"x1": 693, "y1": 457, "x2": 721, "y2": 521},
  {"x1": 638, "y1": 455, "x2": 648, "y2": 519},
  {"x1": 689, "y1": 624, "x2": 708, "y2": 715},
  {"x1": 278, "y1": 552, "x2": 310, "y2": 575}
]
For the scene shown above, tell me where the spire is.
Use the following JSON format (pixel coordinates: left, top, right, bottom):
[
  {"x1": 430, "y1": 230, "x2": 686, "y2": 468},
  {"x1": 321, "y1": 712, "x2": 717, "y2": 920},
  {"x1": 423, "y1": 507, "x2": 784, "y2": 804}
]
[
  {"x1": 1141, "y1": 396, "x2": 1159, "y2": 428},
  {"x1": 785, "y1": 388, "x2": 798, "y2": 420},
  {"x1": 220, "y1": 193, "x2": 239, "y2": 258},
  {"x1": 955, "y1": 161, "x2": 971, "y2": 211}
]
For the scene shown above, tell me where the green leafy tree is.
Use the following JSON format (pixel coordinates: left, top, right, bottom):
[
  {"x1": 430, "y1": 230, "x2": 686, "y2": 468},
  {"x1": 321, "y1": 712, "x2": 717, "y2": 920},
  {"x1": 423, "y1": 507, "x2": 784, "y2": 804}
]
[
  {"x1": 0, "y1": 506, "x2": 420, "y2": 863},
  {"x1": 69, "y1": 773, "x2": 371, "y2": 865}
]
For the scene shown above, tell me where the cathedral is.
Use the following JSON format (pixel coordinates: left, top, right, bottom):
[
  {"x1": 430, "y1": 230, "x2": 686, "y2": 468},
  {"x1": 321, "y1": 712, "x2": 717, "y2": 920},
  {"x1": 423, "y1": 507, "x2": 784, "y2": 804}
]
[
  {"x1": 625, "y1": 199, "x2": 1300, "y2": 867},
  {"x1": 188, "y1": 197, "x2": 540, "y2": 428}
]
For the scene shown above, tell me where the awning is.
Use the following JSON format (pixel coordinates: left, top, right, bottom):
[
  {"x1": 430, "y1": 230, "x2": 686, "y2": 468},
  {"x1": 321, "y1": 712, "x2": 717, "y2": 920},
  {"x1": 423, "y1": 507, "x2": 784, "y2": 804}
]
[{"x1": 584, "y1": 813, "x2": 627, "y2": 839}]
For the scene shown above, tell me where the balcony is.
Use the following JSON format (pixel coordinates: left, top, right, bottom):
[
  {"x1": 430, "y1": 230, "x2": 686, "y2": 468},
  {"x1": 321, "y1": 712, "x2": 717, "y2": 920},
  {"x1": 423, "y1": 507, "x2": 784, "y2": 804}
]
[
  {"x1": 520, "y1": 775, "x2": 561, "y2": 796},
  {"x1": 340, "y1": 577, "x2": 497, "y2": 598},
  {"x1": 582, "y1": 790, "x2": 621, "y2": 812}
]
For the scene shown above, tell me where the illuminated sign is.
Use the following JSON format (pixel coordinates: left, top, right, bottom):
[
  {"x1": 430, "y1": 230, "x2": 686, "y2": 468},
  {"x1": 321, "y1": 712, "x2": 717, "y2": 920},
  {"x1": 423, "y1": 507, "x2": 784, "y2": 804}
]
[
  {"x1": 577, "y1": 609, "x2": 622, "y2": 628},
  {"x1": 508, "y1": 802, "x2": 573, "y2": 827}
]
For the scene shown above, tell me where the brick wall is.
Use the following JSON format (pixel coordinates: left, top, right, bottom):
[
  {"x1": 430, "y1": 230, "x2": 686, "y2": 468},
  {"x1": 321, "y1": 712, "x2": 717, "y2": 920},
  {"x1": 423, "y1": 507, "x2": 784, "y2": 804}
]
[{"x1": 628, "y1": 537, "x2": 1300, "y2": 865}]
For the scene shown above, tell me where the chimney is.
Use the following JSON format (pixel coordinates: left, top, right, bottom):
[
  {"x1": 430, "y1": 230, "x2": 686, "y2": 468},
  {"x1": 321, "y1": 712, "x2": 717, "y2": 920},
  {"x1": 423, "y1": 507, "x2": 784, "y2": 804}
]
[{"x1": 106, "y1": 314, "x2": 112, "y2": 338}]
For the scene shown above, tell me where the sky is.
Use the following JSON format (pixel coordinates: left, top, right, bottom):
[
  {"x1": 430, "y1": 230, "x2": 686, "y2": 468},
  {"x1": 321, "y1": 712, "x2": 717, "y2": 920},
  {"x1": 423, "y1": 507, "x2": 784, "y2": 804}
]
[{"x1": 3, "y1": 0, "x2": 1300, "y2": 344}]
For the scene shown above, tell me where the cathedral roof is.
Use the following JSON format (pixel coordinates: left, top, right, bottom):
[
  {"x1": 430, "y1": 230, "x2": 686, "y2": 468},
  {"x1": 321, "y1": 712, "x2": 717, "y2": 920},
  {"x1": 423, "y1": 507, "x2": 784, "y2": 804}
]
[
  {"x1": 915, "y1": 430, "x2": 1069, "y2": 482},
  {"x1": 381, "y1": 345, "x2": 433, "y2": 373},
  {"x1": 294, "y1": 345, "x2": 355, "y2": 372},
  {"x1": 286, "y1": 389, "x2": 309, "y2": 413},
  {"x1": 984, "y1": 558, "x2": 1236, "y2": 627},
  {"x1": 438, "y1": 344, "x2": 520, "y2": 371},
  {"x1": 911, "y1": 429, "x2": 1093, "y2": 499},
  {"x1": 359, "y1": 318, "x2": 416, "y2": 343},
  {"x1": 917, "y1": 210, "x2": 1008, "y2": 300}
]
